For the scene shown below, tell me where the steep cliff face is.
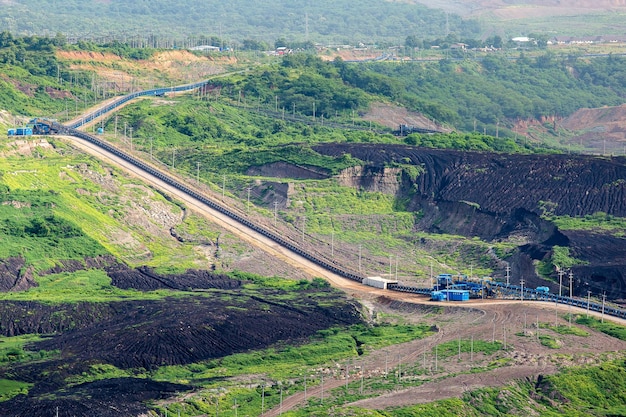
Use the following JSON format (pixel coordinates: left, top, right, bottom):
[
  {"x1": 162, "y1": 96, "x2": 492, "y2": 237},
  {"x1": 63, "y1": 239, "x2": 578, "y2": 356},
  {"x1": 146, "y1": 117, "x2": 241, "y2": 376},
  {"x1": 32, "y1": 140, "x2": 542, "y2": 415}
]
[
  {"x1": 335, "y1": 166, "x2": 404, "y2": 195},
  {"x1": 314, "y1": 143, "x2": 626, "y2": 300}
]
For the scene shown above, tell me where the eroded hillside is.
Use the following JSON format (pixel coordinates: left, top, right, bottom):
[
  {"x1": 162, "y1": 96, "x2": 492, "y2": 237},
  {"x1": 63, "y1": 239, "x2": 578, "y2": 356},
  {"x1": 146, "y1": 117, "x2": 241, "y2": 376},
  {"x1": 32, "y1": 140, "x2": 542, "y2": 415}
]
[{"x1": 314, "y1": 143, "x2": 626, "y2": 300}]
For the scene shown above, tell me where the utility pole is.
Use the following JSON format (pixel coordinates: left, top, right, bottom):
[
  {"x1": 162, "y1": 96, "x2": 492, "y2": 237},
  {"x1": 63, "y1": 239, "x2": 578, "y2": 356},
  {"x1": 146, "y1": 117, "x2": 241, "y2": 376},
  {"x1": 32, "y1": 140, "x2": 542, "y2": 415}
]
[
  {"x1": 430, "y1": 261, "x2": 434, "y2": 289},
  {"x1": 506, "y1": 264, "x2": 510, "y2": 286},
  {"x1": 536, "y1": 315, "x2": 539, "y2": 341},
  {"x1": 398, "y1": 355, "x2": 401, "y2": 382},
  {"x1": 246, "y1": 187, "x2": 251, "y2": 213},
  {"x1": 524, "y1": 311, "x2": 527, "y2": 330},
  {"x1": 385, "y1": 351, "x2": 388, "y2": 376},
  {"x1": 196, "y1": 162, "x2": 200, "y2": 185},
  {"x1": 395, "y1": 256, "x2": 398, "y2": 280},
  {"x1": 587, "y1": 290, "x2": 591, "y2": 318},
  {"x1": 558, "y1": 269, "x2": 564, "y2": 297},
  {"x1": 555, "y1": 295, "x2": 558, "y2": 327},
  {"x1": 602, "y1": 292, "x2": 606, "y2": 323},
  {"x1": 520, "y1": 278, "x2": 525, "y2": 302},
  {"x1": 360, "y1": 367, "x2": 364, "y2": 394},
  {"x1": 222, "y1": 175, "x2": 226, "y2": 200},
  {"x1": 358, "y1": 244, "x2": 362, "y2": 273},
  {"x1": 274, "y1": 201, "x2": 278, "y2": 226}
]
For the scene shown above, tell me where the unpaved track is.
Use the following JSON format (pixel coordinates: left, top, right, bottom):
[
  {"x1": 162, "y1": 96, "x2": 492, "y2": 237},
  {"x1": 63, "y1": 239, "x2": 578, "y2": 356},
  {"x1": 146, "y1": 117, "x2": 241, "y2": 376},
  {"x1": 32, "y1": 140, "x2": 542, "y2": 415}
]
[{"x1": 260, "y1": 300, "x2": 626, "y2": 415}]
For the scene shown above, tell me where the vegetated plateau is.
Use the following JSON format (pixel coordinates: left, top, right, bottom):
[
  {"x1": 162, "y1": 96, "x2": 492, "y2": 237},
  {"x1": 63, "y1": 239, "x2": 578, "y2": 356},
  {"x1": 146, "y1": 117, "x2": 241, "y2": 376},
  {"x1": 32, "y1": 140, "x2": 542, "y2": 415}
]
[{"x1": 0, "y1": 31, "x2": 625, "y2": 416}]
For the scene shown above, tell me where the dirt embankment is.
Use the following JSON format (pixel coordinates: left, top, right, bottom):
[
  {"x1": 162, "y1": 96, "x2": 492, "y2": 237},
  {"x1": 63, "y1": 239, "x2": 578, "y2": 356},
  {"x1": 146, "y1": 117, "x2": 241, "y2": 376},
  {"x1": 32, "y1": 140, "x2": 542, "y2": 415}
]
[
  {"x1": 561, "y1": 104, "x2": 626, "y2": 153},
  {"x1": 362, "y1": 103, "x2": 453, "y2": 132},
  {"x1": 56, "y1": 49, "x2": 230, "y2": 90}
]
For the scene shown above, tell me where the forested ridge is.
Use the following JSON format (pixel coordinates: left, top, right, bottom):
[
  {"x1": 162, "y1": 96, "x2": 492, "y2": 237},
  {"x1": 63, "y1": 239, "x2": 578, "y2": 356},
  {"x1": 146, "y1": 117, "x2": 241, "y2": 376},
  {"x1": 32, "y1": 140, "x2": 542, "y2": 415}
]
[
  {"x1": 0, "y1": 0, "x2": 478, "y2": 45},
  {"x1": 214, "y1": 53, "x2": 626, "y2": 135},
  {"x1": 1, "y1": 31, "x2": 626, "y2": 146}
]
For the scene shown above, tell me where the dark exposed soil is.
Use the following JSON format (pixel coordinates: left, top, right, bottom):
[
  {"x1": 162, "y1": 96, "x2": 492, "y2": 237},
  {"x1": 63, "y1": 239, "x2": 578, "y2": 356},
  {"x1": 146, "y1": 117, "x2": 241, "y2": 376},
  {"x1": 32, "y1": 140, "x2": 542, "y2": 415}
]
[
  {"x1": 314, "y1": 144, "x2": 626, "y2": 217},
  {"x1": 28, "y1": 293, "x2": 360, "y2": 371},
  {"x1": 0, "y1": 257, "x2": 36, "y2": 292},
  {"x1": 0, "y1": 255, "x2": 246, "y2": 294},
  {"x1": 0, "y1": 266, "x2": 362, "y2": 416},
  {"x1": 314, "y1": 144, "x2": 626, "y2": 299},
  {"x1": 2, "y1": 378, "x2": 192, "y2": 417}
]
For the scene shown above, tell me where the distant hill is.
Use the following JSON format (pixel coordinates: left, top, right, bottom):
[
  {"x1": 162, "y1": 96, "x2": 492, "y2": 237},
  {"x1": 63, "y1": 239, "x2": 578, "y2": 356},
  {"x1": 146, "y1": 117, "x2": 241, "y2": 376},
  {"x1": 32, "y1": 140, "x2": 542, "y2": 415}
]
[
  {"x1": 408, "y1": 0, "x2": 626, "y2": 37},
  {"x1": 0, "y1": 0, "x2": 480, "y2": 45},
  {"x1": 409, "y1": 0, "x2": 626, "y2": 17}
]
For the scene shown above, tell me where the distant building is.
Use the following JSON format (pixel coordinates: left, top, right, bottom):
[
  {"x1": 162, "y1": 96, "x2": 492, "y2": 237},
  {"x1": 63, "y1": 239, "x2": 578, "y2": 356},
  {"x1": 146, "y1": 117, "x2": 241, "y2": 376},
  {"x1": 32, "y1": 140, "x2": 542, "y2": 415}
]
[
  {"x1": 189, "y1": 45, "x2": 221, "y2": 52},
  {"x1": 511, "y1": 37, "x2": 531, "y2": 43},
  {"x1": 548, "y1": 35, "x2": 626, "y2": 45},
  {"x1": 276, "y1": 47, "x2": 292, "y2": 55}
]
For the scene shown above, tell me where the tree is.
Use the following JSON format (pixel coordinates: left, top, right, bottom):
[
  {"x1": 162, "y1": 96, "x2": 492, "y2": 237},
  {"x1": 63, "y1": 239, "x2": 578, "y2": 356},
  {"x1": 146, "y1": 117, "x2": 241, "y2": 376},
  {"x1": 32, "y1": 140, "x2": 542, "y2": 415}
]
[
  {"x1": 485, "y1": 35, "x2": 503, "y2": 49},
  {"x1": 242, "y1": 39, "x2": 269, "y2": 51},
  {"x1": 405, "y1": 35, "x2": 421, "y2": 49},
  {"x1": 53, "y1": 32, "x2": 67, "y2": 47},
  {"x1": 274, "y1": 38, "x2": 288, "y2": 49}
]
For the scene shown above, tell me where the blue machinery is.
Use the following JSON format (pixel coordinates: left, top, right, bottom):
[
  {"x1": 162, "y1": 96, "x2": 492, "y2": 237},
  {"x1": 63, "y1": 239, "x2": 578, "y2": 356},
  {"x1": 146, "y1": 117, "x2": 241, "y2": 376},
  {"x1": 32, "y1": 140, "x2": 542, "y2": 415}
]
[{"x1": 39, "y1": 81, "x2": 626, "y2": 321}]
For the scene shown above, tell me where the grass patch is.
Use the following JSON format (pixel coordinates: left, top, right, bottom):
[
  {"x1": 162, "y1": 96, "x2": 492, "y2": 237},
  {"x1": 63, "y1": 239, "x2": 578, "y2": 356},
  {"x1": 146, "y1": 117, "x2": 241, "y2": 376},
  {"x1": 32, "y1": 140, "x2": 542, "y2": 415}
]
[
  {"x1": 541, "y1": 323, "x2": 590, "y2": 337},
  {"x1": 539, "y1": 359, "x2": 626, "y2": 413},
  {"x1": 0, "y1": 269, "x2": 177, "y2": 303},
  {"x1": 0, "y1": 379, "x2": 33, "y2": 402},
  {"x1": 539, "y1": 334, "x2": 561, "y2": 349},
  {"x1": 0, "y1": 334, "x2": 58, "y2": 364},
  {"x1": 65, "y1": 363, "x2": 135, "y2": 386},
  {"x1": 551, "y1": 212, "x2": 626, "y2": 237},
  {"x1": 575, "y1": 315, "x2": 626, "y2": 341}
]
